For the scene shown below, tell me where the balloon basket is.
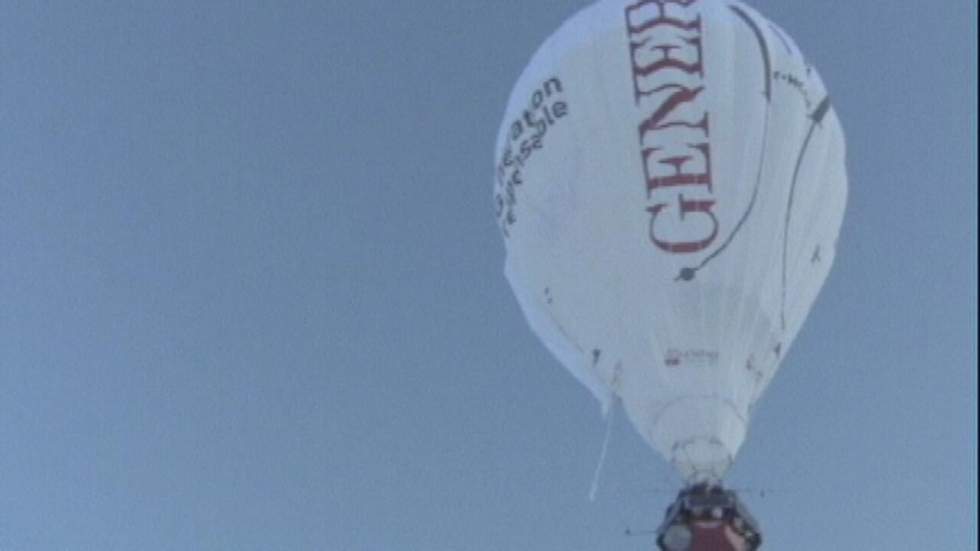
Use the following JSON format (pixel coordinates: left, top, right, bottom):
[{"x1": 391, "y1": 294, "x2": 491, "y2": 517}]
[{"x1": 655, "y1": 483, "x2": 762, "y2": 551}]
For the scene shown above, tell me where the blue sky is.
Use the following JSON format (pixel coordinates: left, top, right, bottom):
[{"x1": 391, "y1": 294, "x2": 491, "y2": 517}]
[{"x1": 0, "y1": 1, "x2": 975, "y2": 550}]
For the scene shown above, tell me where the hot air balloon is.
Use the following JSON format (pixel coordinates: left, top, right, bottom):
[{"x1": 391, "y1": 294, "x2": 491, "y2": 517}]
[{"x1": 494, "y1": 0, "x2": 846, "y2": 548}]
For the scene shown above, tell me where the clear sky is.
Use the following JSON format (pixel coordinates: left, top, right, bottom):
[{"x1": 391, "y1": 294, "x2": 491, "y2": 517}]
[{"x1": 0, "y1": 2, "x2": 975, "y2": 550}]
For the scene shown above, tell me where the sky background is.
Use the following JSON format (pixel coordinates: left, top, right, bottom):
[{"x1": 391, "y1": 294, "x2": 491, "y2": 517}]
[{"x1": 0, "y1": 1, "x2": 976, "y2": 550}]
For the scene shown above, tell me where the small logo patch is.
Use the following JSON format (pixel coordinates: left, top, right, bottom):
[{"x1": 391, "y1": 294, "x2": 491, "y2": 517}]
[{"x1": 664, "y1": 348, "x2": 719, "y2": 368}]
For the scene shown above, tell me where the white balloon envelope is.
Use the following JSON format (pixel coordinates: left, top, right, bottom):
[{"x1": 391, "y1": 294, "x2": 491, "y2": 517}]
[{"x1": 495, "y1": 0, "x2": 847, "y2": 483}]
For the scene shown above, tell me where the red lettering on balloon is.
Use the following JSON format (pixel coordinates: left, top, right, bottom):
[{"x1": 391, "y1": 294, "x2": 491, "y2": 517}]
[
  {"x1": 648, "y1": 196, "x2": 718, "y2": 253},
  {"x1": 625, "y1": 0, "x2": 716, "y2": 255}
]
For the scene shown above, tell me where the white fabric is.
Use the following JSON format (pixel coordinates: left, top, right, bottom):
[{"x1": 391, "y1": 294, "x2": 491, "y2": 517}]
[{"x1": 495, "y1": 0, "x2": 847, "y2": 483}]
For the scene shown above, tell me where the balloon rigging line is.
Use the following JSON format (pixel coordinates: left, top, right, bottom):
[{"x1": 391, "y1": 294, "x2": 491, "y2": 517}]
[
  {"x1": 589, "y1": 396, "x2": 618, "y2": 502},
  {"x1": 780, "y1": 95, "x2": 832, "y2": 329},
  {"x1": 677, "y1": 4, "x2": 773, "y2": 282}
]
